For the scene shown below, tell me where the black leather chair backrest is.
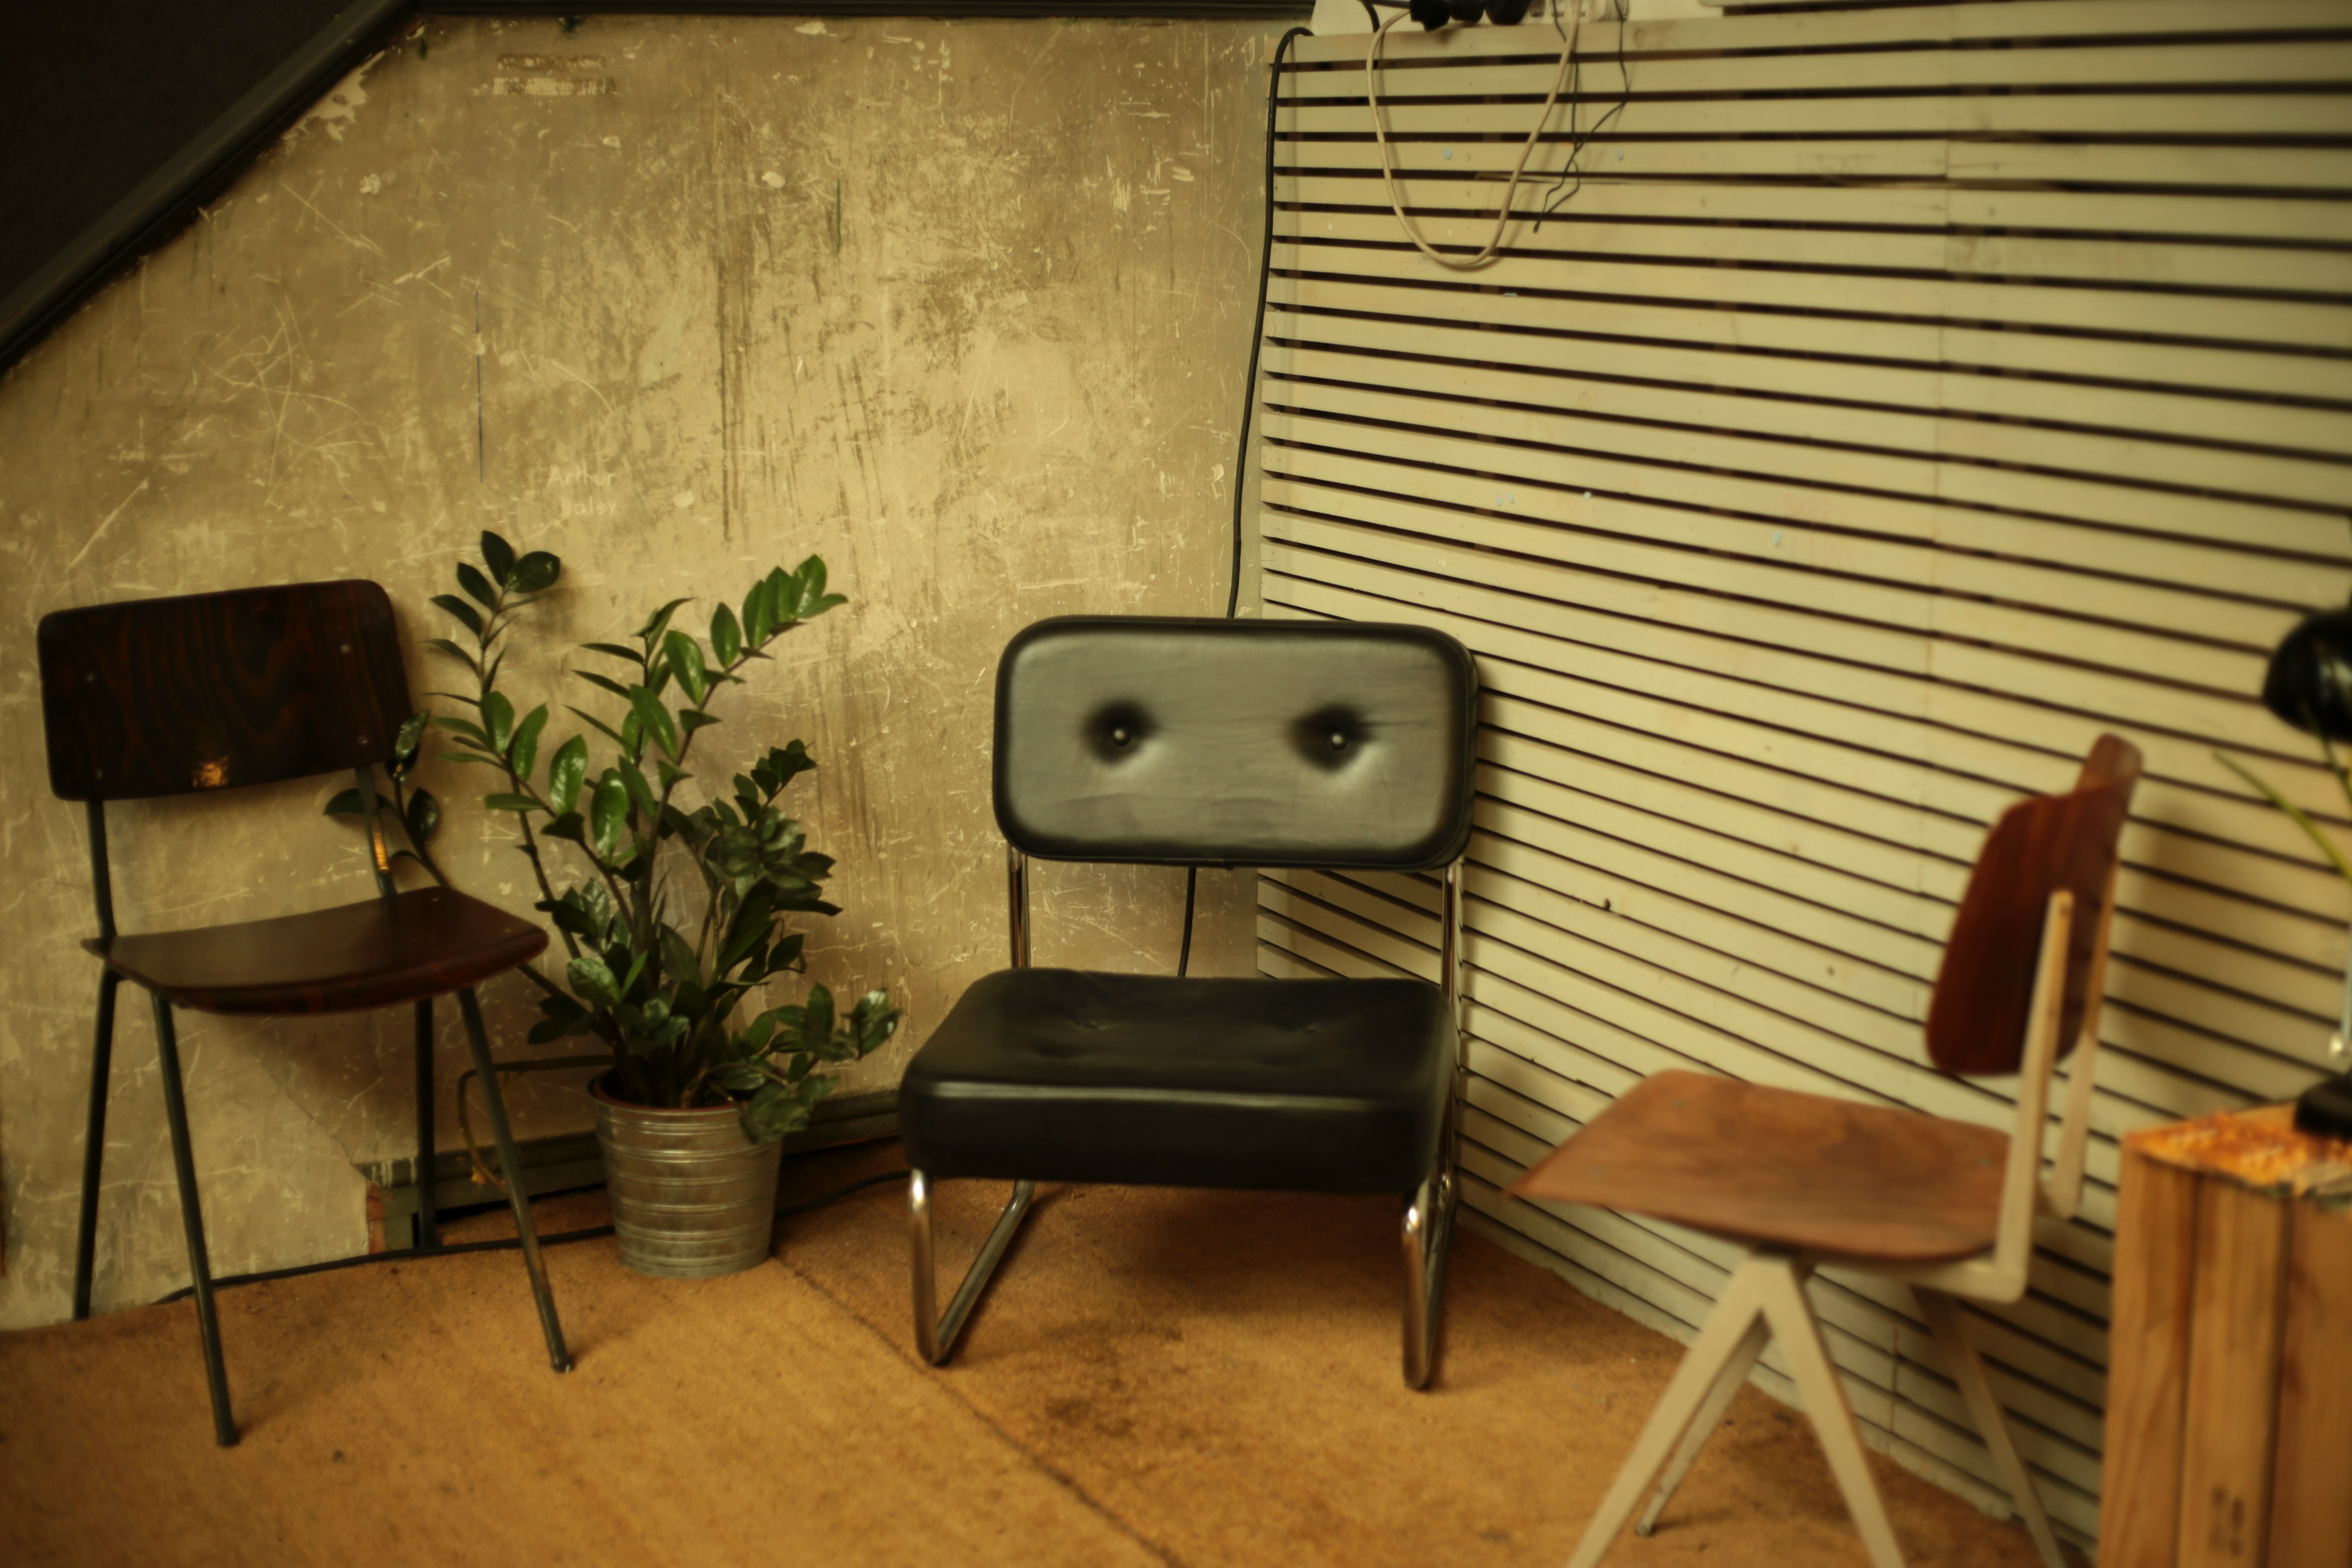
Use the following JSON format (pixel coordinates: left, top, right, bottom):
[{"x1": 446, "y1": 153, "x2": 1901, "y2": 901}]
[{"x1": 994, "y1": 616, "x2": 1478, "y2": 869}]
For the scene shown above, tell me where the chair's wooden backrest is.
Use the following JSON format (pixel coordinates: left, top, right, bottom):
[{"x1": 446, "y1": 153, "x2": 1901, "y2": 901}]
[
  {"x1": 1925, "y1": 735, "x2": 2142, "y2": 1076},
  {"x1": 38, "y1": 581, "x2": 412, "y2": 801},
  {"x1": 993, "y1": 616, "x2": 1479, "y2": 869}
]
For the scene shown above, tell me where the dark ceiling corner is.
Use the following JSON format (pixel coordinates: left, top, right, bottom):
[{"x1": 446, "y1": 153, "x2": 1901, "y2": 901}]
[
  {"x1": 0, "y1": 0, "x2": 1310, "y2": 382},
  {"x1": 0, "y1": 0, "x2": 418, "y2": 379}
]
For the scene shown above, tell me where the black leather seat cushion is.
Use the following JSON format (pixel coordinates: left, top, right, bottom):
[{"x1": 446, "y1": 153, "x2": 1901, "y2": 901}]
[{"x1": 899, "y1": 968, "x2": 1453, "y2": 1193}]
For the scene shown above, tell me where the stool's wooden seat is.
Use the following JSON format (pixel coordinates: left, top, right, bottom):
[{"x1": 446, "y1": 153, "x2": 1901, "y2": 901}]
[{"x1": 1516, "y1": 1071, "x2": 2008, "y2": 1263}]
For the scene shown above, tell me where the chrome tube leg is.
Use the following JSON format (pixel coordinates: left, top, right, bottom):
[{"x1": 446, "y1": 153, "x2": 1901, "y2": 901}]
[
  {"x1": 909, "y1": 1170, "x2": 1035, "y2": 1367},
  {"x1": 152, "y1": 995, "x2": 236, "y2": 1447},
  {"x1": 413, "y1": 997, "x2": 438, "y2": 1250},
  {"x1": 1402, "y1": 1169, "x2": 1454, "y2": 1390},
  {"x1": 73, "y1": 970, "x2": 121, "y2": 1320},
  {"x1": 455, "y1": 988, "x2": 571, "y2": 1373}
]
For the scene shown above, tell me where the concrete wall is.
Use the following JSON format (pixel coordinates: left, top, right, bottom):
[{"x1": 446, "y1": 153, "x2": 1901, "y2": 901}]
[{"x1": 0, "y1": 13, "x2": 1283, "y2": 1326}]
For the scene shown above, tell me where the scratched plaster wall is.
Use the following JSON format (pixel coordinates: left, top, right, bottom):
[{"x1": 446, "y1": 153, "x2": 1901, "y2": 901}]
[{"x1": 0, "y1": 13, "x2": 1283, "y2": 1326}]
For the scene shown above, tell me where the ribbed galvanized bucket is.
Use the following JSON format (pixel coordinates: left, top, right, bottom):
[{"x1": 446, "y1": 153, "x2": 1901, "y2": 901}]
[{"x1": 592, "y1": 1078, "x2": 784, "y2": 1279}]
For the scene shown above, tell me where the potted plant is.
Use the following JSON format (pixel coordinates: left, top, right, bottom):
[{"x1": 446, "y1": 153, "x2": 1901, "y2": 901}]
[{"x1": 335, "y1": 533, "x2": 899, "y2": 1276}]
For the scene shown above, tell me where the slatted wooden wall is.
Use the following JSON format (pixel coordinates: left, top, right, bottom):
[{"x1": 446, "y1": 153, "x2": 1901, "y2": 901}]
[{"x1": 1250, "y1": 0, "x2": 2352, "y2": 1548}]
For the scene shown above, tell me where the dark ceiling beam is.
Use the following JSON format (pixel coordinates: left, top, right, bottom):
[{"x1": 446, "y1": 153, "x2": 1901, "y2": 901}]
[{"x1": 0, "y1": 0, "x2": 1309, "y2": 381}]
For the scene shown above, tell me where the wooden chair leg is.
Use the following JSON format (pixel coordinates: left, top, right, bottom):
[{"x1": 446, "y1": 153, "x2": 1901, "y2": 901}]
[
  {"x1": 1755, "y1": 1255, "x2": 1905, "y2": 1568},
  {"x1": 454, "y1": 988, "x2": 571, "y2": 1373},
  {"x1": 1918, "y1": 1290, "x2": 2067, "y2": 1568},
  {"x1": 1636, "y1": 1312, "x2": 1772, "y2": 1537},
  {"x1": 151, "y1": 994, "x2": 237, "y2": 1447},
  {"x1": 72, "y1": 969, "x2": 121, "y2": 1321},
  {"x1": 1567, "y1": 1256, "x2": 1776, "y2": 1568}
]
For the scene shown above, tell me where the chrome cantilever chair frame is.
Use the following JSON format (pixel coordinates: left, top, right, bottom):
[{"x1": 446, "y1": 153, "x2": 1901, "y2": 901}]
[{"x1": 910, "y1": 846, "x2": 1467, "y2": 1386}]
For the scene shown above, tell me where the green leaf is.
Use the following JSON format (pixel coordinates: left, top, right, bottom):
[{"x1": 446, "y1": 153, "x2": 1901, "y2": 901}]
[
  {"x1": 567, "y1": 705, "x2": 632, "y2": 754},
  {"x1": 543, "y1": 810, "x2": 586, "y2": 844},
  {"x1": 431, "y1": 594, "x2": 484, "y2": 637},
  {"x1": 323, "y1": 788, "x2": 366, "y2": 817},
  {"x1": 512, "y1": 550, "x2": 561, "y2": 593},
  {"x1": 567, "y1": 954, "x2": 621, "y2": 1007},
  {"x1": 679, "y1": 709, "x2": 721, "y2": 738},
  {"x1": 484, "y1": 793, "x2": 543, "y2": 814},
  {"x1": 709, "y1": 603, "x2": 741, "y2": 667},
  {"x1": 547, "y1": 734, "x2": 589, "y2": 815},
  {"x1": 741, "y1": 578, "x2": 774, "y2": 647},
  {"x1": 456, "y1": 561, "x2": 498, "y2": 610},
  {"x1": 617, "y1": 756, "x2": 661, "y2": 822},
  {"x1": 434, "y1": 714, "x2": 491, "y2": 746},
  {"x1": 628, "y1": 686, "x2": 680, "y2": 759},
  {"x1": 510, "y1": 704, "x2": 548, "y2": 783},
  {"x1": 581, "y1": 642, "x2": 645, "y2": 665},
  {"x1": 481, "y1": 530, "x2": 517, "y2": 586},
  {"x1": 637, "y1": 597, "x2": 692, "y2": 645},
  {"x1": 423, "y1": 637, "x2": 474, "y2": 666},
  {"x1": 482, "y1": 691, "x2": 515, "y2": 755},
  {"x1": 576, "y1": 670, "x2": 634, "y2": 702},
  {"x1": 406, "y1": 788, "x2": 440, "y2": 844},
  {"x1": 394, "y1": 710, "x2": 431, "y2": 762},
  {"x1": 590, "y1": 773, "x2": 628, "y2": 860},
  {"x1": 656, "y1": 759, "x2": 691, "y2": 793},
  {"x1": 663, "y1": 629, "x2": 710, "y2": 705}
]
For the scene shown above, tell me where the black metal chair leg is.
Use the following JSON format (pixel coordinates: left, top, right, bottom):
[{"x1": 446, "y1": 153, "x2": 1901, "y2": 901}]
[
  {"x1": 413, "y1": 997, "x2": 438, "y2": 1250},
  {"x1": 455, "y1": 987, "x2": 571, "y2": 1372},
  {"x1": 73, "y1": 970, "x2": 121, "y2": 1320},
  {"x1": 151, "y1": 994, "x2": 237, "y2": 1447}
]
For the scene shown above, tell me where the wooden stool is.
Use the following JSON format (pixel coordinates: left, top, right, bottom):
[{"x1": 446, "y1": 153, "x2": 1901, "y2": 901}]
[{"x1": 2102, "y1": 1106, "x2": 2352, "y2": 1568}]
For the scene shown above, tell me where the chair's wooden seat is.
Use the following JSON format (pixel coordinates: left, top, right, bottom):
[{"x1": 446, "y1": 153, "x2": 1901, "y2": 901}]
[
  {"x1": 86, "y1": 887, "x2": 547, "y2": 1016},
  {"x1": 1513, "y1": 1071, "x2": 2009, "y2": 1262}
]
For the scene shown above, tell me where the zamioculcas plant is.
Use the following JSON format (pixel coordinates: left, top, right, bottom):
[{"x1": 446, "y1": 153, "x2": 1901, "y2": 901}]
[{"x1": 332, "y1": 532, "x2": 897, "y2": 1142}]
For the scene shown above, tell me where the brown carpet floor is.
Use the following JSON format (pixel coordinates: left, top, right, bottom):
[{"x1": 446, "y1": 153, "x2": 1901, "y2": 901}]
[{"x1": 0, "y1": 1140, "x2": 2069, "y2": 1568}]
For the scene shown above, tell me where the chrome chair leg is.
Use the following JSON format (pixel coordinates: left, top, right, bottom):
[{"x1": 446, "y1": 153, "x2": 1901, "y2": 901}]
[
  {"x1": 72, "y1": 969, "x2": 121, "y2": 1321},
  {"x1": 910, "y1": 1170, "x2": 1035, "y2": 1366},
  {"x1": 1402, "y1": 1166, "x2": 1455, "y2": 1390},
  {"x1": 152, "y1": 994, "x2": 236, "y2": 1447}
]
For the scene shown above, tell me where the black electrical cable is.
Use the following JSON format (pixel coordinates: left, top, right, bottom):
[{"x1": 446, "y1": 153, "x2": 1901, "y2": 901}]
[
  {"x1": 1177, "y1": 21, "x2": 1314, "y2": 982},
  {"x1": 1535, "y1": 0, "x2": 1630, "y2": 229},
  {"x1": 151, "y1": 1167, "x2": 911, "y2": 1306}
]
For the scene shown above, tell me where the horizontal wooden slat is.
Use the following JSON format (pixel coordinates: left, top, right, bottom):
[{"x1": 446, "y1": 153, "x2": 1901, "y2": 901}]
[
  {"x1": 1280, "y1": 185, "x2": 2352, "y2": 303},
  {"x1": 1274, "y1": 234, "x2": 2352, "y2": 356}
]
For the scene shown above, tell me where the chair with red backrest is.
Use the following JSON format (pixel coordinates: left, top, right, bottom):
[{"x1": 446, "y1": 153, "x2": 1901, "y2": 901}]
[
  {"x1": 1511, "y1": 734, "x2": 2141, "y2": 1568},
  {"x1": 38, "y1": 580, "x2": 572, "y2": 1447}
]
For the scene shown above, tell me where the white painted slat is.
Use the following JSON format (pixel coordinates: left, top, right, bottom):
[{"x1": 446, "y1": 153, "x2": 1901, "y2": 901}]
[{"x1": 1274, "y1": 235, "x2": 2352, "y2": 355}]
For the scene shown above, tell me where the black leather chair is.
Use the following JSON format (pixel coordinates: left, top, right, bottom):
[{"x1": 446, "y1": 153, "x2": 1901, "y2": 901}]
[{"x1": 897, "y1": 616, "x2": 1479, "y2": 1386}]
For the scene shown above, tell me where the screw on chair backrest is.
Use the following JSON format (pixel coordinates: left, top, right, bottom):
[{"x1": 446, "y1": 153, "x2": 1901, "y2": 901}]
[
  {"x1": 37, "y1": 581, "x2": 412, "y2": 802},
  {"x1": 992, "y1": 616, "x2": 1479, "y2": 870},
  {"x1": 1924, "y1": 735, "x2": 2143, "y2": 1078}
]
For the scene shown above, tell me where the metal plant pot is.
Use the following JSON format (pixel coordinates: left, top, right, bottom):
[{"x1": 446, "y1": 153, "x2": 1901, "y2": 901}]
[{"x1": 592, "y1": 1076, "x2": 784, "y2": 1279}]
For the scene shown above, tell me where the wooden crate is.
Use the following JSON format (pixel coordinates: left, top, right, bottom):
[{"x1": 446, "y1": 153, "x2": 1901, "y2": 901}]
[{"x1": 2103, "y1": 1106, "x2": 2352, "y2": 1568}]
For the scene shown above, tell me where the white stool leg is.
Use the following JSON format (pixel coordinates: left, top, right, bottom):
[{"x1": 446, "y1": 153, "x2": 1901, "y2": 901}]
[
  {"x1": 1918, "y1": 1290, "x2": 2067, "y2": 1568},
  {"x1": 1567, "y1": 1256, "x2": 1775, "y2": 1568},
  {"x1": 1755, "y1": 1256, "x2": 1906, "y2": 1568},
  {"x1": 1636, "y1": 1312, "x2": 1772, "y2": 1536}
]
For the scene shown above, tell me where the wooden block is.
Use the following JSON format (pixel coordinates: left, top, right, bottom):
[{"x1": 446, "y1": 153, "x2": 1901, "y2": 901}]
[
  {"x1": 2268, "y1": 1202, "x2": 2352, "y2": 1568},
  {"x1": 2176, "y1": 1178, "x2": 2292, "y2": 1568},
  {"x1": 2102, "y1": 1146, "x2": 2201, "y2": 1568}
]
